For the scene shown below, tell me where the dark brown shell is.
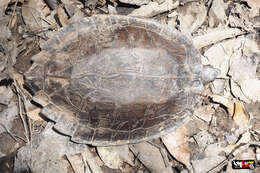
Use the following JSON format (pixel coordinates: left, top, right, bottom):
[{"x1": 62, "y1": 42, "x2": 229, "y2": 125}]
[{"x1": 25, "y1": 15, "x2": 204, "y2": 146}]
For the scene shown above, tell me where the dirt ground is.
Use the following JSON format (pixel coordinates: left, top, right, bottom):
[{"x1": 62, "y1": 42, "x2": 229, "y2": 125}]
[{"x1": 0, "y1": 0, "x2": 259, "y2": 173}]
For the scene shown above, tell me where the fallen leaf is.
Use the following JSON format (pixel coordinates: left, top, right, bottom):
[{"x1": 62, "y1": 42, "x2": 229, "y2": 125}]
[
  {"x1": 11, "y1": 0, "x2": 24, "y2": 3},
  {"x1": 242, "y1": 0, "x2": 260, "y2": 9},
  {"x1": 25, "y1": 100, "x2": 43, "y2": 121},
  {"x1": 161, "y1": 125, "x2": 192, "y2": 170},
  {"x1": 0, "y1": 86, "x2": 13, "y2": 105},
  {"x1": 97, "y1": 145, "x2": 133, "y2": 169},
  {"x1": 177, "y1": 1, "x2": 207, "y2": 35},
  {"x1": 193, "y1": 105, "x2": 215, "y2": 122},
  {"x1": 130, "y1": 142, "x2": 170, "y2": 173},
  {"x1": 66, "y1": 153, "x2": 85, "y2": 173},
  {"x1": 229, "y1": 54, "x2": 258, "y2": 82},
  {"x1": 128, "y1": 0, "x2": 179, "y2": 17},
  {"x1": 22, "y1": 0, "x2": 45, "y2": 30},
  {"x1": 240, "y1": 79, "x2": 260, "y2": 102},
  {"x1": 210, "y1": 95, "x2": 234, "y2": 116},
  {"x1": 193, "y1": 28, "x2": 245, "y2": 50},
  {"x1": 119, "y1": 0, "x2": 150, "y2": 6},
  {"x1": 233, "y1": 102, "x2": 250, "y2": 127},
  {"x1": 56, "y1": 4, "x2": 69, "y2": 27},
  {"x1": 9, "y1": 14, "x2": 17, "y2": 29},
  {"x1": 3, "y1": 0, "x2": 10, "y2": 9}
]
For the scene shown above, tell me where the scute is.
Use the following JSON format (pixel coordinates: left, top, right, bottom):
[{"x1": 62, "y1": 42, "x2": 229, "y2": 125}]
[{"x1": 24, "y1": 15, "x2": 204, "y2": 146}]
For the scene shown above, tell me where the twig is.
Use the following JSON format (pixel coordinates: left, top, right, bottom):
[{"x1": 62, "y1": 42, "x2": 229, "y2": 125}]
[
  {"x1": 0, "y1": 122, "x2": 17, "y2": 141},
  {"x1": 129, "y1": 145, "x2": 152, "y2": 173},
  {"x1": 81, "y1": 147, "x2": 104, "y2": 173},
  {"x1": 0, "y1": 122, "x2": 27, "y2": 143},
  {"x1": 206, "y1": 143, "x2": 248, "y2": 173},
  {"x1": 147, "y1": 141, "x2": 171, "y2": 168},
  {"x1": 81, "y1": 153, "x2": 92, "y2": 173},
  {"x1": 16, "y1": 86, "x2": 30, "y2": 143},
  {"x1": 8, "y1": 0, "x2": 19, "y2": 28}
]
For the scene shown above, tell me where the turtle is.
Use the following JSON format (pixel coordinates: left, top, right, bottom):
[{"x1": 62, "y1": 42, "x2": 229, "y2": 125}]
[{"x1": 24, "y1": 15, "x2": 219, "y2": 146}]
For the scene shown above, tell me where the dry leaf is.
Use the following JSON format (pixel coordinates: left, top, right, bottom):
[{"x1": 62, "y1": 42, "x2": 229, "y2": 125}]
[
  {"x1": 161, "y1": 125, "x2": 191, "y2": 170},
  {"x1": 97, "y1": 146, "x2": 133, "y2": 169},
  {"x1": 66, "y1": 154, "x2": 85, "y2": 173},
  {"x1": 193, "y1": 28, "x2": 244, "y2": 49},
  {"x1": 233, "y1": 102, "x2": 250, "y2": 127},
  {"x1": 81, "y1": 147, "x2": 104, "y2": 173},
  {"x1": 211, "y1": 95, "x2": 234, "y2": 116},
  {"x1": 130, "y1": 142, "x2": 170, "y2": 173},
  {"x1": 240, "y1": 79, "x2": 260, "y2": 102},
  {"x1": 128, "y1": 0, "x2": 179, "y2": 17},
  {"x1": 56, "y1": 4, "x2": 69, "y2": 27},
  {"x1": 3, "y1": 0, "x2": 10, "y2": 9},
  {"x1": 193, "y1": 105, "x2": 215, "y2": 122},
  {"x1": 13, "y1": 72, "x2": 24, "y2": 86},
  {"x1": 22, "y1": 0, "x2": 45, "y2": 30},
  {"x1": 10, "y1": 0, "x2": 24, "y2": 4},
  {"x1": 9, "y1": 14, "x2": 17, "y2": 29},
  {"x1": 177, "y1": 1, "x2": 207, "y2": 35},
  {"x1": 242, "y1": 0, "x2": 260, "y2": 9},
  {"x1": 26, "y1": 102, "x2": 43, "y2": 121},
  {"x1": 119, "y1": 0, "x2": 150, "y2": 6}
]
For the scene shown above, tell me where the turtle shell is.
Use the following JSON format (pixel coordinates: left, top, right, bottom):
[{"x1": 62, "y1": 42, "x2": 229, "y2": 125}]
[{"x1": 25, "y1": 15, "x2": 205, "y2": 146}]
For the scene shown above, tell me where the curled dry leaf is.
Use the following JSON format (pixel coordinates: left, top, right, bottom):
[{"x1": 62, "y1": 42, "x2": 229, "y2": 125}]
[
  {"x1": 119, "y1": 0, "x2": 150, "y2": 6},
  {"x1": 211, "y1": 95, "x2": 250, "y2": 127},
  {"x1": 161, "y1": 125, "x2": 192, "y2": 170},
  {"x1": 232, "y1": 102, "x2": 250, "y2": 127},
  {"x1": 128, "y1": 0, "x2": 179, "y2": 17},
  {"x1": 193, "y1": 28, "x2": 245, "y2": 50}
]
